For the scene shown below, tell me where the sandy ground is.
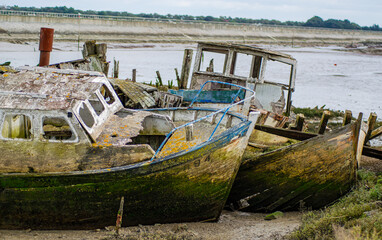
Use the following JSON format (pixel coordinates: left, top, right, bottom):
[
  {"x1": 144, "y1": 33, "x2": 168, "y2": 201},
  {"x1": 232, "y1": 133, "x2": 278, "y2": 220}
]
[{"x1": 0, "y1": 211, "x2": 301, "y2": 240}]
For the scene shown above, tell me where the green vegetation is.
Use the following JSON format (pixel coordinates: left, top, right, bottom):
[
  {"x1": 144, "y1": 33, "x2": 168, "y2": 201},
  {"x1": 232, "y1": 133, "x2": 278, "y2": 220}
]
[
  {"x1": 289, "y1": 170, "x2": 382, "y2": 240},
  {"x1": 2, "y1": 5, "x2": 381, "y2": 31},
  {"x1": 293, "y1": 106, "x2": 344, "y2": 119}
]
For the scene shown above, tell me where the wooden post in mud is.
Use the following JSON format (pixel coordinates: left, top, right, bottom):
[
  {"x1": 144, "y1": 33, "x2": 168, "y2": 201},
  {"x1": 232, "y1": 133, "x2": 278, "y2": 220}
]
[
  {"x1": 370, "y1": 126, "x2": 382, "y2": 140},
  {"x1": 318, "y1": 111, "x2": 331, "y2": 134},
  {"x1": 175, "y1": 68, "x2": 180, "y2": 87},
  {"x1": 206, "y1": 59, "x2": 214, "y2": 72},
  {"x1": 113, "y1": 58, "x2": 119, "y2": 78},
  {"x1": 365, "y1": 113, "x2": 377, "y2": 143},
  {"x1": 132, "y1": 69, "x2": 136, "y2": 82},
  {"x1": 180, "y1": 49, "x2": 193, "y2": 89},
  {"x1": 115, "y1": 196, "x2": 124, "y2": 235},
  {"x1": 156, "y1": 71, "x2": 163, "y2": 86},
  {"x1": 342, "y1": 110, "x2": 352, "y2": 126}
]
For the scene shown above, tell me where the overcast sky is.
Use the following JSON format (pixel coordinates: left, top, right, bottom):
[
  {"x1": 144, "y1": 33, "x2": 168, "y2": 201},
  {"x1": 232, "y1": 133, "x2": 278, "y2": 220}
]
[{"x1": 2, "y1": 0, "x2": 381, "y2": 26}]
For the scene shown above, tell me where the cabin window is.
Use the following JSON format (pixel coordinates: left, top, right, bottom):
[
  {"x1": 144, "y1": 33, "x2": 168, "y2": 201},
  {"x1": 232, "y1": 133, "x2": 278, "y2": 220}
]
[
  {"x1": 89, "y1": 92, "x2": 105, "y2": 116},
  {"x1": 199, "y1": 49, "x2": 228, "y2": 74},
  {"x1": 231, "y1": 52, "x2": 253, "y2": 77},
  {"x1": 263, "y1": 60, "x2": 291, "y2": 85},
  {"x1": 1, "y1": 114, "x2": 32, "y2": 139},
  {"x1": 79, "y1": 102, "x2": 95, "y2": 128},
  {"x1": 100, "y1": 84, "x2": 115, "y2": 105},
  {"x1": 42, "y1": 117, "x2": 74, "y2": 141}
]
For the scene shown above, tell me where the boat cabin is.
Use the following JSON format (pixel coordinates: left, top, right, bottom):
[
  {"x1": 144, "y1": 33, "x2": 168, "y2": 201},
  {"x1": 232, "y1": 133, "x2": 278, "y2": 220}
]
[{"x1": 190, "y1": 42, "x2": 297, "y2": 116}]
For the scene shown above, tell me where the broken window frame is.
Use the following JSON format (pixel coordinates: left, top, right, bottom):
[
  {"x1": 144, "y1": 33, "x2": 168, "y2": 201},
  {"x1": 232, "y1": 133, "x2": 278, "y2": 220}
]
[
  {"x1": 197, "y1": 47, "x2": 229, "y2": 74},
  {"x1": 0, "y1": 111, "x2": 33, "y2": 141},
  {"x1": 40, "y1": 115, "x2": 79, "y2": 143}
]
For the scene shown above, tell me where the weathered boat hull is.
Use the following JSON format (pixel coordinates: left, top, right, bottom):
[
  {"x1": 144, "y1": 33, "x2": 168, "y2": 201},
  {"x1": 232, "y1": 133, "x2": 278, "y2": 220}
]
[
  {"x1": 0, "y1": 122, "x2": 250, "y2": 229},
  {"x1": 228, "y1": 122, "x2": 362, "y2": 212}
]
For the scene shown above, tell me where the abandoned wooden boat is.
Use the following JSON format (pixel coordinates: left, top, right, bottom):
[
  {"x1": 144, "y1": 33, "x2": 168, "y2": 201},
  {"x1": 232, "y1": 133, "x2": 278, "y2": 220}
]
[
  {"x1": 0, "y1": 67, "x2": 258, "y2": 229},
  {"x1": 227, "y1": 115, "x2": 367, "y2": 212},
  {"x1": 166, "y1": 42, "x2": 369, "y2": 211}
]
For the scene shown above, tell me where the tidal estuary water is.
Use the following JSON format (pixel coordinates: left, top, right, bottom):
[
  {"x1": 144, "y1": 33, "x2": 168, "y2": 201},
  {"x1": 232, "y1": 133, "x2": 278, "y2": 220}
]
[{"x1": 1, "y1": 42, "x2": 381, "y2": 119}]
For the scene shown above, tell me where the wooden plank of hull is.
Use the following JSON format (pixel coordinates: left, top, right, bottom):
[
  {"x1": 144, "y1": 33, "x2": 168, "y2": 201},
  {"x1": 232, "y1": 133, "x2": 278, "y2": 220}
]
[
  {"x1": 228, "y1": 123, "x2": 359, "y2": 212},
  {"x1": 363, "y1": 146, "x2": 382, "y2": 160},
  {"x1": 0, "y1": 123, "x2": 250, "y2": 230}
]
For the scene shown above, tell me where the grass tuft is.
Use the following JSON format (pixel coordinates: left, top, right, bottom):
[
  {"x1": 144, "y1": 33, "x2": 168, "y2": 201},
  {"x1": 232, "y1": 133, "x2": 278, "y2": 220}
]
[{"x1": 288, "y1": 170, "x2": 382, "y2": 240}]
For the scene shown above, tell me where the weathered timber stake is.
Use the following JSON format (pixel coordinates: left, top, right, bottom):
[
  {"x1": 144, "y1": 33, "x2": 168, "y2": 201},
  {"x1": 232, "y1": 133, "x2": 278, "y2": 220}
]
[
  {"x1": 290, "y1": 114, "x2": 305, "y2": 131},
  {"x1": 113, "y1": 59, "x2": 119, "y2": 78},
  {"x1": 370, "y1": 126, "x2": 382, "y2": 140},
  {"x1": 185, "y1": 124, "x2": 194, "y2": 141},
  {"x1": 82, "y1": 40, "x2": 96, "y2": 58},
  {"x1": 132, "y1": 69, "x2": 136, "y2": 82},
  {"x1": 226, "y1": 115, "x2": 233, "y2": 128},
  {"x1": 115, "y1": 196, "x2": 124, "y2": 235},
  {"x1": 180, "y1": 49, "x2": 193, "y2": 89},
  {"x1": 342, "y1": 110, "x2": 352, "y2": 126},
  {"x1": 95, "y1": 43, "x2": 107, "y2": 62},
  {"x1": 156, "y1": 71, "x2": 163, "y2": 86},
  {"x1": 175, "y1": 68, "x2": 180, "y2": 87},
  {"x1": 365, "y1": 113, "x2": 377, "y2": 143},
  {"x1": 318, "y1": 111, "x2": 331, "y2": 134}
]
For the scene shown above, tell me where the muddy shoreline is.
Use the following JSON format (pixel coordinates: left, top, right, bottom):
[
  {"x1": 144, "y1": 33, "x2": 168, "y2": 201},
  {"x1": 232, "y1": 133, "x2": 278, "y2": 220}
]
[{"x1": 0, "y1": 211, "x2": 301, "y2": 240}]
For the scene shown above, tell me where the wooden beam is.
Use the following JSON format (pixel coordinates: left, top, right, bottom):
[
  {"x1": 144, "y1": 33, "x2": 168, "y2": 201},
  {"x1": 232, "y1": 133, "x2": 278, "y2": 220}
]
[
  {"x1": 362, "y1": 146, "x2": 382, "y2": 160},
  {"x1": 318, "y1": 110, "x2": 331, "y2": 134},
  {"x1": 369, "y1": 126, "x2": 382, "y2": 140},
  {"x1": 365, "y1": 113, "x2": 377, "y2": 143},
  {"x1": 254, "y1": 124, "x2": 317, "y2": 141},
  {"x1": 175, "y1": 68, "x2": 180, "y2": 87},
  {"x1": 156, "y1": 71, "x2": 163, "y2": 86}
]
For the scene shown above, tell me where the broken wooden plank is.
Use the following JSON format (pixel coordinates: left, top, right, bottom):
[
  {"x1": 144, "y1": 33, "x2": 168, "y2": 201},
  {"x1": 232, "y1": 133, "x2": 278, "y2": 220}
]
[
  {"x1": 369, "y1": 126, "x2": 382, "y2": 140},
  {"x1": 185, "y1": 125, "x2": 194, "y2": 141},
  {"x1": 248, "y1": 142, "x2": 269, "y2": 150},
  {"x1": 318, "y1": 110, "x2": 331, "y2": 134},
  {"x1": 175, "y1": 68, "x2": 180, "y2": 87}
]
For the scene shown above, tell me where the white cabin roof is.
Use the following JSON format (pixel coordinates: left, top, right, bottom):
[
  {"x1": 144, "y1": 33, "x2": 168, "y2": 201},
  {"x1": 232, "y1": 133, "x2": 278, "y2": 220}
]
[{"x1": 0, "y1": 67, "x2": 107, "y2": 111}]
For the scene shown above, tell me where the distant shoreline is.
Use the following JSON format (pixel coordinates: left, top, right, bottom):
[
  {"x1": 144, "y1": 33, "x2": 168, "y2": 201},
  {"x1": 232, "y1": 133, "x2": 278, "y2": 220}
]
[{"x1": 1, "y1": 15, "x2": 382, "y2": 46}]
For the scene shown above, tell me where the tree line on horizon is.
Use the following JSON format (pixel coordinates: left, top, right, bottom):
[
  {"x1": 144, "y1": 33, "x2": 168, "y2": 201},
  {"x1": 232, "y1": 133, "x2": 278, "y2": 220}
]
[{"x1": 2, "y1": 5, "x2": 381, "y2": 31}]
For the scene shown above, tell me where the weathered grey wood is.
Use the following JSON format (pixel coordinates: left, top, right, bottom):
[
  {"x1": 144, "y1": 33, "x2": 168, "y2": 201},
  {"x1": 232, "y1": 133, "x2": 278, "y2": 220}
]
[
  {"x1": 185, "y1": 124, "x2": 194, "y2": 141},
  {"x1": 180, "y1": 49, "x2": 193, "y2": 89},
  {"x1": 226, "y1": 115, "x2": 233, "y2": 128},
  {"x1": 156, "y1": 71, "x2": 163, "y2": 86},
  {"x1": 289, "y1": 114, "x2": 305, "y2": 131},
  {"x1": 370, "y1": 126, "x2": 382, "y2": 140},
  {"x1": 174, "y1": 68, "x2": 180, "y2": 87},
  {"x1": 132, "y1": 69, "x2": 136, "y2": 82},
  {"x1": 242, "y1": 82, "x2": 255, "y2": 116},
  {"x1": 342, "y1": 110, "x2": 352, "y2": 126},
  {"x1": 365, "y1": 113, "x2": 377, "y2": 143},
  {"x1": 318, "y1": 111, "x2": 331, "y2": 134},
  {"x1": 95, "y1": 43, "x2": 107, "y2": 62},
  {"x1": 82, "y1": 40, "x2": 96, "y2": 58}
]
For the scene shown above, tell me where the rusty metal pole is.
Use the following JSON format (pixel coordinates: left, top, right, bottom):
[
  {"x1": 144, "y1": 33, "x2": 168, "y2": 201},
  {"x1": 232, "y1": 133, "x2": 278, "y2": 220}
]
[{"x1": 39, "y1": 28, "x2": 54, "y2": 66}]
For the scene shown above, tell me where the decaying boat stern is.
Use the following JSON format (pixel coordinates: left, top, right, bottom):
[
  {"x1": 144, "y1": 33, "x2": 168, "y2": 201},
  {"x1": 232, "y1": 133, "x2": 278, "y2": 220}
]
[
  {"x1": 227, "y1": 115, "x2": 368, "y2": 212},
  {"x1": 0, "y1": 68, "x2": 258, "y2": 229}
]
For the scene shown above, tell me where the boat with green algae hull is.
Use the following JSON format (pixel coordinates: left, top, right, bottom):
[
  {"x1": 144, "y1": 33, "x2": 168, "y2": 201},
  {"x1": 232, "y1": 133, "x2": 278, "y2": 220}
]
[
  {"x1": 166, "y1": 42, "x2": 369, "y2": 211},
  {"x1": 227, "y1": 115, "x2": 368, "y2": 212},
  {"x1": 0, "y1": 67, "x2": 259, "y2": 229}
]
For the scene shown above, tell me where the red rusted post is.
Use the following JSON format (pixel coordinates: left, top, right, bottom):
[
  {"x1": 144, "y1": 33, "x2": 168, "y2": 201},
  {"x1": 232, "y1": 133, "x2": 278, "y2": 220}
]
[{"x1": 39, "y1": 28, "x2": 54, "y2": 66}]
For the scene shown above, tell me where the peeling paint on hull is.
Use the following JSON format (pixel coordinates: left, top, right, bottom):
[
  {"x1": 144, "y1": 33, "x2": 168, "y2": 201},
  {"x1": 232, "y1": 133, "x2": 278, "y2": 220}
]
[
  {"x1": 228, "y1": 123, "x2": 360, "y2": 212},
  {"x1": 0, "y1": 122, "x2": 250, "y2": 230}
]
